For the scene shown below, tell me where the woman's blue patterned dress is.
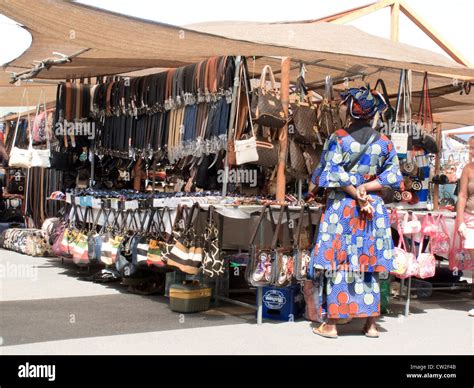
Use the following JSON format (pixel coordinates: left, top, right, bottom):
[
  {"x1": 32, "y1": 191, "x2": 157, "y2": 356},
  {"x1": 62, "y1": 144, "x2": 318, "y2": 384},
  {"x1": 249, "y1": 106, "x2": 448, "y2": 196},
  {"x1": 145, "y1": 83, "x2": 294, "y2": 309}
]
[{"x1": 310, "y1": 129, "x2": 403, "y2": 319}]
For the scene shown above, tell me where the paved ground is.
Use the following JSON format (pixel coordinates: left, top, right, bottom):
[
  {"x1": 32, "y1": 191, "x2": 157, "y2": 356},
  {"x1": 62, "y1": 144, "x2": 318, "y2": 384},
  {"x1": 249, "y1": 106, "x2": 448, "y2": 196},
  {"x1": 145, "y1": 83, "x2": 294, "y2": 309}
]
[{"x1": 0, "y1": 251, "x2": 473, "y2": 355}]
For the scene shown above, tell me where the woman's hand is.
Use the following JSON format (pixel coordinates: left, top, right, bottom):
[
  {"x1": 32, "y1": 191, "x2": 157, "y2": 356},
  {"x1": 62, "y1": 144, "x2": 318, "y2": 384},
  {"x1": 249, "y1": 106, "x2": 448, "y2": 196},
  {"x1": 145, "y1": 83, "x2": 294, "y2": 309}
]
[{"x1": 458, "y1": 222, "x2": 467, "y2": 239}]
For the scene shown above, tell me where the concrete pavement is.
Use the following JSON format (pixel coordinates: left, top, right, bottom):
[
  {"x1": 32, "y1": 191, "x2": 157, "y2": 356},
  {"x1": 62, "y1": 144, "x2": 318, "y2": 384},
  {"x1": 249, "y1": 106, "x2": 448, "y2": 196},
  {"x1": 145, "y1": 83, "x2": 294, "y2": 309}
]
[{"x1": 0, "y1": 251, "x2": 473, "y2": 355}]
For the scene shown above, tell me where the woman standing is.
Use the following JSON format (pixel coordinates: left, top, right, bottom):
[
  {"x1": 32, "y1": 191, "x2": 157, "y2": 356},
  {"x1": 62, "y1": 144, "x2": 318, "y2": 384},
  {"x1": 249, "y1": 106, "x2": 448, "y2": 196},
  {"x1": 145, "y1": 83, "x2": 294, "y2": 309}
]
[
  {"x1": 309, "y1": 87, "x2": 402, "y2": 338},
  {"x1": 456, "y1": 136, "x2": 474, "y2": 314}
]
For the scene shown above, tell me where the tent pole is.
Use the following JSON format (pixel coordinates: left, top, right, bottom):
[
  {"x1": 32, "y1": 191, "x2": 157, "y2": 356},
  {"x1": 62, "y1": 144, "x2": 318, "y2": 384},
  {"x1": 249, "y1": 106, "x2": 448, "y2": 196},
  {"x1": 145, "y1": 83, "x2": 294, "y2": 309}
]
[
  {"x1": 433, "y1": 122, "x2": 442, "y2": 211},
  {"x1": 276, "y1": 57, "x2": 290, "y2": 203},
  {"x1": 222, "y1": 56, "x2": 242, "y2": 198}
]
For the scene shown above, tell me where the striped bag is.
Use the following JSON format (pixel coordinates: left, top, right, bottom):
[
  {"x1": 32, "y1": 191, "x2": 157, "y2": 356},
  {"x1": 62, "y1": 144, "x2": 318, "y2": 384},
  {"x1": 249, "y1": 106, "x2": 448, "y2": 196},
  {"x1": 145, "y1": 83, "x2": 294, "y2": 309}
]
[{"x1": 100, "y1": 232, "x2": 124, "y2": 266}]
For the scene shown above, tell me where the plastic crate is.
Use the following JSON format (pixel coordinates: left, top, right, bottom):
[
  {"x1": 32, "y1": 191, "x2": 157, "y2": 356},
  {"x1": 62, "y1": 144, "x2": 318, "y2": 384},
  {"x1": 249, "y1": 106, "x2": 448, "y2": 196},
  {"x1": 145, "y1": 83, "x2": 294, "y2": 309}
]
[{"x1": 260, "y1": 284, "x2": 304, "y2": 321}]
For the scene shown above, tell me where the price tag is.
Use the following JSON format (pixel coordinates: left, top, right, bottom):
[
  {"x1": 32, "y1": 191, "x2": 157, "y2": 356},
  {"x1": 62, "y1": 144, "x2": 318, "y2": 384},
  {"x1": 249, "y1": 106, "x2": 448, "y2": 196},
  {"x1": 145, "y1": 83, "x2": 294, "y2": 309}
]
[
  {"x1": 92, "y1": 198, "x2": 102, "y2": 209},
  {"x1": 153, "y1": 198, "x2": 165, "y2": 208},
  {"x1": 125, "y1": 200, "x2": 138, "y2": 210},
  {"x1": 66, "y1": 193, "x2": 72, "y2": 204},
  {"x1": 391, "y1": 132, "x2": 409, "y2": 155},
  {"x1": 111, "y1": 199, "x2": 119, "y2": 210}
]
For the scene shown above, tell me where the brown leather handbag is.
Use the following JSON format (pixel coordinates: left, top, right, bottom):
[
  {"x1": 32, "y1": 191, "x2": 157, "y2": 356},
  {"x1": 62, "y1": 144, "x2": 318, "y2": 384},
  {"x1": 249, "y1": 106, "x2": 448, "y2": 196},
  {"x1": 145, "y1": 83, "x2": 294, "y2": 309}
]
[{"x1": 251, "y1": 65, "x2": 287, "y2": 129}]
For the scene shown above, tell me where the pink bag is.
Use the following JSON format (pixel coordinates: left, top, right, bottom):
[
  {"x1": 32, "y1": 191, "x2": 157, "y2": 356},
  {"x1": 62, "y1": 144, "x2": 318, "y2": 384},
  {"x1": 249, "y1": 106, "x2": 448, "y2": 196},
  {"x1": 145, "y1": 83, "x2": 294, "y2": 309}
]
[
  {"x1": 449, "y1": 223, "x2": 473, "y2": 271},
  {"x1": 390, "y1": 210, "x2": 418, "y2": 279},
  {"x1": 402, "y1": 212, "x2": 421, "y2": 235},
  {"x1": 431, "y1": 214, "x2": 451, "y2": 255},
  {"x1": 416, "y1": 231, "x2": 436, "y2": 279},
  {"x1": 421, "y1": 213, "x2": 437, "y2": 236}
]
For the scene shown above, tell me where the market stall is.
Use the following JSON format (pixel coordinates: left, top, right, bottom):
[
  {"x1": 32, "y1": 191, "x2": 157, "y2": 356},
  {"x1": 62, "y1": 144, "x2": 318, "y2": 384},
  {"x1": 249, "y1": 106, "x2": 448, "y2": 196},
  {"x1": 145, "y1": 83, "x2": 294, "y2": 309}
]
[{"x1": 0, "y1": 0, "x2": 473, "y2": 324}]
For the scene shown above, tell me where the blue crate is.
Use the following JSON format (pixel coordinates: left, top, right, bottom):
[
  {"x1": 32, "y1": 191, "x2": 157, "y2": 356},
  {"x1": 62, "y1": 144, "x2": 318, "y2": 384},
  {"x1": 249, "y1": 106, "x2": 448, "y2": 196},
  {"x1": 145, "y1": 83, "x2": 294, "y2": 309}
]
[{"x1": 259, "y1": 284, "x2": 305, "y2": 321}]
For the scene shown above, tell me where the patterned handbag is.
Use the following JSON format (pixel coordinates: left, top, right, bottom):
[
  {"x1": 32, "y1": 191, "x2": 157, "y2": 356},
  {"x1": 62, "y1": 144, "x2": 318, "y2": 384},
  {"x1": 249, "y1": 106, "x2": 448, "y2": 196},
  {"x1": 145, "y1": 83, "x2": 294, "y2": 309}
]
[
  {"x1": 72, "y1": 207, "x2": 91, "y2": 266},
  {"x1": 146, "y1": 208, "x2": 170, "y2": 268},
  {"x1": 390, "y1": 210, "x2": 418, "y2": 279},
  {"x1": 246, "y1": 205, "x2": 275, "y2": 287},
  {"x1": 99, "y1": 209, "x2": 124, "y2": 266},
  {"x1": 416, "y1": 232, "x2": 436, "y2": 279},
  {"x1": 292, "y1": 101, "x2": 320, "y2": 144},
  {"x1": 250, "y1": 65, "x2": 287, "y2": 129},
  {"x1": 255, "y1": 129, "x2": 279, "y2": 168},
  {"x1": 167, "y1": 203, "x2": 203, "y2": 275},
  {"x1": 270, "y1": 205, "x2": 296, "y2": 288},
  {"x1": 431, "y1": 214, "x2": 451, "y2": 255},
  {"x1": 317, "y1": 76, "x2": 342, "y2": 139},
  {"x1": 202, "y1": 205, "x2": 223, "y2": 278},
  {"x1": 294, "y1": 205, "x2": 317, "y2": 281},
  {"x1": 287, "y1": 138, "x2": 307, "y2": 179}
]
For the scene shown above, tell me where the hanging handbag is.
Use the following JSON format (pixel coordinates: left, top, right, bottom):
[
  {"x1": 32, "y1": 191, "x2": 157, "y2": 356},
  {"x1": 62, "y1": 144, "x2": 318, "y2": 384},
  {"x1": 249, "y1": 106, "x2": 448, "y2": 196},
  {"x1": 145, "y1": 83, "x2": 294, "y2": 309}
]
[
  {"x1": 234, "y1": 67, "x2": 260, "y2": 165},
  {"x1": 413, "y1": 72, "x2": 434, "y2": 135},
  {"x1": 100, "y1": 209, "x2": 124, "y2": 266},
  {"x1": 416, "y1": 233, "x2": 436, "y2": 279},
  {"x1": 246, "y1": 205, "x2": 275, "y2": 287},
  {"x1": 87, "y1": 208, "x2": 103, "y2": 263},
  {"x1": 250, "y1": 65, "x2": 287, "y2": 129},
  {"x1": 201, "y1": 205, "x2": 223, "y2": 278},
  {"x1": 7, "y1": 169, "x2": 26, "y2": 194},
  {"x1": 317, "y1": 76, "x2": 342, "y2": 139},
  {"x1": 430, "y1": 214, "x2": 451, "y2": 255},
  {"x1": 421, "y1": 213, "x2": 437, "y2": 236},
  {"x1": 291, "y1": 75, "x2": 321, "y2": 144},
  {"x1": 287, "y1": 137, "x2": 307, "y2": 179},
  {"x1": 167, "y1": 203, "x2": 203, "y2": 275},
  {"x1": 72, "y1": 206, "x2": 90, "y2": 266},
  {"x1": 146, "y1": 208, "x2": 170, "y2": 268},
  {"x1": 391, "y1": 70, "x2": 412, "y2": 156},
  {"x1": 9, "y1": 91, "x2": 33, "y2": 169},
  {"x1": 402, "y1": 212, "x2": 421, "y2": 234},
  {"x1": 270, "y1": 205, "x2": 296, "y2": 288},
  {"x1": 390, "y1": 209, "x2": 418, "y2": 279},
  {"x1": 294, "y1": 205, "x2": 319, "y2": 281},
  {"x1": 255, "y1": 131, "x2": 279, "y2": 167}
]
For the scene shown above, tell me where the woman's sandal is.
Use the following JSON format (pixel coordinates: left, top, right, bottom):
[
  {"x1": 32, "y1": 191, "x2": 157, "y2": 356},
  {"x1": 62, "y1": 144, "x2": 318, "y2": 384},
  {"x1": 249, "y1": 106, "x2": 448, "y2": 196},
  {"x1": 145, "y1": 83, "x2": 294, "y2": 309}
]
[
  {"x1": 362, "y1": 323, "x2": 380, "y2": 338},
  {"x1": 313, "y1": 323, "x2": 338, "y2": 339}
]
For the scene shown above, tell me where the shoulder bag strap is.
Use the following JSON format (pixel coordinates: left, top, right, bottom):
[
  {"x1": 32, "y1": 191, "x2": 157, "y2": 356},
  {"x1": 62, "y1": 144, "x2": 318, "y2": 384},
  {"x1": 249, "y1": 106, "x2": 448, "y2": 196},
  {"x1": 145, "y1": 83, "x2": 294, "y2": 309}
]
[{"x1": 344, "y1": 132, "x2": 377, "y2": 172}]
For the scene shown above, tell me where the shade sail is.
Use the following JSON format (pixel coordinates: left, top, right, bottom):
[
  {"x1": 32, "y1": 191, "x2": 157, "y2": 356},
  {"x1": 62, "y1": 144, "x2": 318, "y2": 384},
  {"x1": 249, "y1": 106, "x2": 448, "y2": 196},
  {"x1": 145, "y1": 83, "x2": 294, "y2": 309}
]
[{"x1": 0, "y1": 0, "x2": 472, "y2": 126}]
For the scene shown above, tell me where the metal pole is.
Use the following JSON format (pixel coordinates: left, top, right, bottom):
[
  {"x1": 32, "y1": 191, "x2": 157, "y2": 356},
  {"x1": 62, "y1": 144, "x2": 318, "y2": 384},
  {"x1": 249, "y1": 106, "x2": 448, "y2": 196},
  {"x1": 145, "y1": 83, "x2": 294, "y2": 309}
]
[
  {"x1": 257, "y1": 287, "x2": 263, "y2": 325},
  {"x1": 298, "y1": 179, "x2": 303, "y2": 201},
  {"x1": 222, "y1": 56, "x2": 242, "y2": 197}
]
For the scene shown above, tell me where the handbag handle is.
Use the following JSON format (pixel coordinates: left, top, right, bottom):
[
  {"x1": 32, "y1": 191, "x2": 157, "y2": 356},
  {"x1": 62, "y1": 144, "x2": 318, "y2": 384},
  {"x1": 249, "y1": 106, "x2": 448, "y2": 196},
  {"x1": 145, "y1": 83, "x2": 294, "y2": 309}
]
[
  {"x1": 374, "y1": 79, "x2": 393, "y2": 111},
  {"x1": 259, "y1": 65, "x2": 278, "y2": 90},
  {"x1": 242, "y1": 64, "x2": 256, "y2": 138},
  {"x1": 249, "y1": 204, "x2": 270, "y2": 246},
  {"x1": 11, "y1": 89, "x2": 32, "y2": 149},
  {"x1": 270, "y1": 205, "x2": 286, "y2": 250},
  {"x1": 325, "y1": 75, "x2": 334, "y2": 100}
]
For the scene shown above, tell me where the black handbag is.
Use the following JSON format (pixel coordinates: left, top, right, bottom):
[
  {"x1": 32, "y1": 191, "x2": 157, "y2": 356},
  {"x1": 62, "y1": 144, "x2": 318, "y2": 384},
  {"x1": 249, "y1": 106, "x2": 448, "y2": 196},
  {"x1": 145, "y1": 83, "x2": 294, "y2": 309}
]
[
  {"x1": 251, "y1": 65, "x2": 287, "y2": 129},
  {"x1": 7, "y1": 169, "x2": 25, "y2": 194}
]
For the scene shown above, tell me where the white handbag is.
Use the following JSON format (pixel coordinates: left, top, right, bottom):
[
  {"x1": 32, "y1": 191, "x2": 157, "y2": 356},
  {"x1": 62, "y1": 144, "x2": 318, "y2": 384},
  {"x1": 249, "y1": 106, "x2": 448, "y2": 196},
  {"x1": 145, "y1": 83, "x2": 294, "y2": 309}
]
[
  {"x1": 9, "y1": 145, "x2": 33, "y2": 168},
  {"x1": 235, "y1": 136, "x2": 258, "y2": 165},
  {"x1": 234, "y1": 64, "x2": 260, "y2": 165},
  {"x1": 31, "y1": 148, "x2": 51, "y2": 168},
  {"x1": 30, "y1": 91, "x2": 51, "y2": 168},
  {"x1": 402, "y1": 212, "x2": 422, "y2": 235},
  {"x1": 9, "y1": 90, "x2": 33, "y2": 168}
]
